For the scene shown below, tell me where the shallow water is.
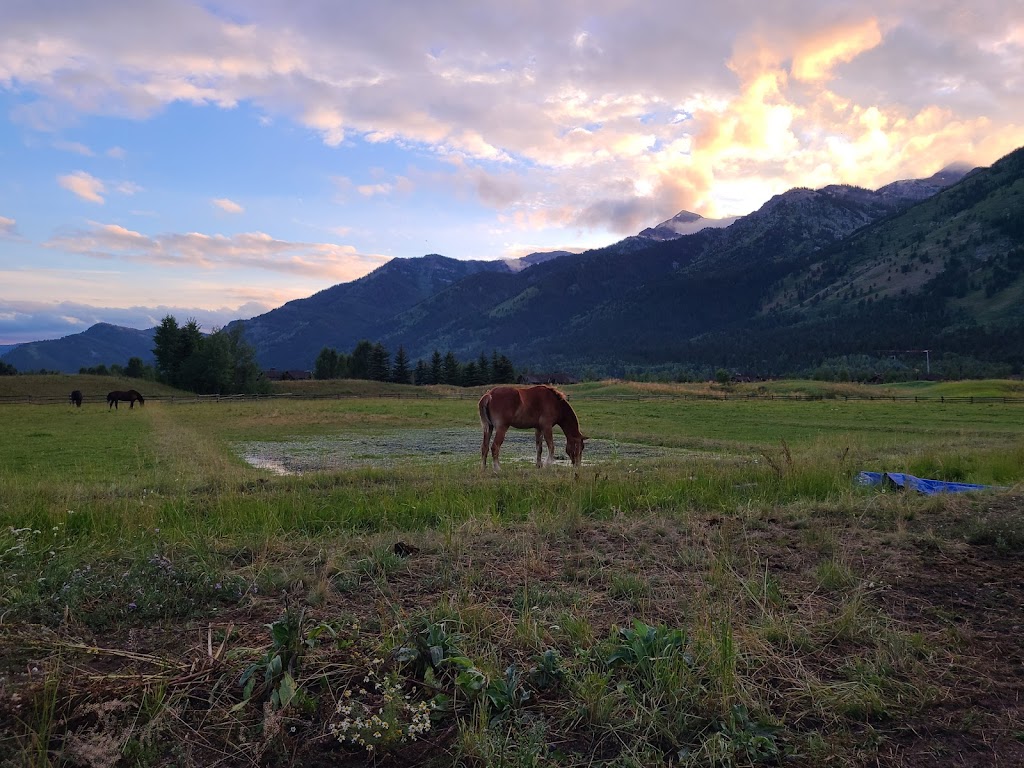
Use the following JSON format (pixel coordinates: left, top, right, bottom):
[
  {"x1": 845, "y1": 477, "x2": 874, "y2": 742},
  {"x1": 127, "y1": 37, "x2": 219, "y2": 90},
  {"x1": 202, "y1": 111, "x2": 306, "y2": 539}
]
[{"x1": 235, "y1": 427, "x2": 685, "y2": 475}]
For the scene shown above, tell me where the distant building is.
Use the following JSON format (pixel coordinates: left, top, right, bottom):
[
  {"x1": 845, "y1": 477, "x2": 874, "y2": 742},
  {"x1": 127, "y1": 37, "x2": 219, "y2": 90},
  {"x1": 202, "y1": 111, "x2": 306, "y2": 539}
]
[
  {"x1": 517, "y1": 372, "x2": 579, "y2": 385},
  {"x1": 264, "y1": 368, "x2": 313, "y2": 381}
]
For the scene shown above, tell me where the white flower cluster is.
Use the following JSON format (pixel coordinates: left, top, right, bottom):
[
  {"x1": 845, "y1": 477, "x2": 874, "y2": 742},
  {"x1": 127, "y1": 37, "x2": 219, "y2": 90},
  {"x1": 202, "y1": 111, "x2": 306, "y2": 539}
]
[{"x1": 329, "y1": 666, "x2": 431, "y2": 752}]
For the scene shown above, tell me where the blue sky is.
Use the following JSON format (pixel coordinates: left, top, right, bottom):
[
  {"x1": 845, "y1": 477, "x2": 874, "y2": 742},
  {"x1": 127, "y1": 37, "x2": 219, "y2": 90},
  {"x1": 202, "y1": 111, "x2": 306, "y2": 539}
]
[{"x1": 2, "y1": 0, "x2": 1023, "y2": 344}]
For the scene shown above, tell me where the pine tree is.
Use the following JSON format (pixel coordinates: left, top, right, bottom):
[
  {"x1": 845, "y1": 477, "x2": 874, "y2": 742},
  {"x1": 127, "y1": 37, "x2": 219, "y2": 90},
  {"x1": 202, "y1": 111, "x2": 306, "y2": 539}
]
[
  {"x1": 350, "y1": 340, "x2": 374, "y2": 380},
  {"x1": 314, "y1": 347, "x2": 340, "y2": 379},
  {"x1": 442, "y1": 351, "x2": 461, "y2": 385},
  {"x1": 429, "y1": 350, "x2": 443, "y2": 385},
  {"x1": 490, "y1": 350, "x2": 501, "y2": 383},
  {"x1": 413, "y1": 359, "x2": 429, "y2": 385},
  {"x1": 493, "y1": 354, "x2": 516, "y2": 383},
  {"x1": 461, "y1": 361, "x2": 482, "y2": 387},
  {"x1": 477, "y1": 352, "x2": 490, "y2": 384},
  {"x1": 392, "y1": 345, "x2": 411, "y2": 384},
  {"x1": 152, "y1": 315, "x2": 182, "y2": 384},
  {"x1": 369, "y1": 343, "x2": 391, "y2": 382},
  {"x1": 125, "y1": 357, "x2": 147, "y2": 379}
]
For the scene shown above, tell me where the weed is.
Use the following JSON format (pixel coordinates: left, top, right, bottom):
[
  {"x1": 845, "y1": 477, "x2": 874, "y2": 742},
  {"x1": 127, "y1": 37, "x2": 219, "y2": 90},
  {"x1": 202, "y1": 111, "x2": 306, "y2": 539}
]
[
  {"x1": 815, "y1": 556, "x2": 858, "y2": 591},
  {"x1": 608, "y1": 572, "x2": 652, "y2": 602},
  {"x1": 329, "y1": 666, "x2": 431, "y2": 753},
  {"x1": 237, "y1": 603, "x2": 334, "y2": 710},
  {"x1": 484, "y1": 665, "x2": 532, "y2": 719},
  {"x1": 683, "y1": 704, "x2": 784, "y2": 766},
  {"x1": 966, "y1": 512, "x2": 1024, "y2": 552},
  {"x1": 606, "y1": 620, "x2": 691, "y2": 674},
  {"x1": 395, "y1": 618, "x2": 468, "y2": 683},
  {"x1": 527, "y1": 649, "x2": 565, "y2": 691}
]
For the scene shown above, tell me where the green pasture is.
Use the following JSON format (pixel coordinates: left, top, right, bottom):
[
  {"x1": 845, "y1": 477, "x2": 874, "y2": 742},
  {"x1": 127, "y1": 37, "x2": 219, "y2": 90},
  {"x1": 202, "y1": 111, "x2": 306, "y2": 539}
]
[
  {"x1": 2, "y1": 377, "x2": 1023, "y2": 767},
  {"x1": 2, "y1": 382, "x2": 1022, "y2": 538}
]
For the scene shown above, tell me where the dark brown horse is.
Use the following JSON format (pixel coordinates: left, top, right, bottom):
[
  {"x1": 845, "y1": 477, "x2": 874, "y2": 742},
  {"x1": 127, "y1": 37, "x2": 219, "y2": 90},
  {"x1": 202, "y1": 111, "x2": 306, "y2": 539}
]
[
  {"x1": 69, "y1": 390, "x2": 83, "y2": 407},
  {"x1": 479, "y1": 385, "x2": 586, "y2": 471},
  {"x1": 107, "y1": 389, "x2": 145, "y2": 409}
]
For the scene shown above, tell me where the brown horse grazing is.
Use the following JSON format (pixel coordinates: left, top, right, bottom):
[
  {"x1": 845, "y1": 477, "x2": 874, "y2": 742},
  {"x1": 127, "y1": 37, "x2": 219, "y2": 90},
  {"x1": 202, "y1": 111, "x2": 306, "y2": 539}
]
[
  {"x1": 479, "y1": 385, "x2": 586, "y2": 471},
  {"x1": 69, "y1": 390, "x2": 83, "y2": 407},
  {"x1": 107, "y1": 389, "x2": 145, "y2": 409}
]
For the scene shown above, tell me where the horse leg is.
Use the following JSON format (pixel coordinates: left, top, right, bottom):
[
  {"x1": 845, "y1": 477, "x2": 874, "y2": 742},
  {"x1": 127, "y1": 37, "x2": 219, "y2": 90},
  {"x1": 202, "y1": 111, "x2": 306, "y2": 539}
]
[
  {"x1": 543, "y1": 427, "x2": 555, "y2": 467},
  {"x1": 535, "y1": 429, "x2": 544, "y2": 467},
  {"x1": 491, "y1": 425, "x2": 509, "y2": 473},
  {"x1": 481, "y1": 423, "x2": 493, "y2": 470}
]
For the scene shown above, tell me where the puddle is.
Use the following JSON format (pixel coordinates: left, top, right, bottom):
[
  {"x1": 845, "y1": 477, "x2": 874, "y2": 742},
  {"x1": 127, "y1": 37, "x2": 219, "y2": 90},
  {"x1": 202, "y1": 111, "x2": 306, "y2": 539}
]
[
  {"x1": 235, "y1": 427, "x2": 692, "y2": 476},
  {"x1": 240, "y1": 455, "x2": 293, "y2": 476}
]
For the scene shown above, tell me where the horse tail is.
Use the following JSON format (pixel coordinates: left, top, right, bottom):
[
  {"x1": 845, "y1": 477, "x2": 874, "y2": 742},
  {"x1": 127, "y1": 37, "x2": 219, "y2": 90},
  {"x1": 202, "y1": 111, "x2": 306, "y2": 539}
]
[{"x1": 479, "y1": 392, "x2": 493, "y2": 431}]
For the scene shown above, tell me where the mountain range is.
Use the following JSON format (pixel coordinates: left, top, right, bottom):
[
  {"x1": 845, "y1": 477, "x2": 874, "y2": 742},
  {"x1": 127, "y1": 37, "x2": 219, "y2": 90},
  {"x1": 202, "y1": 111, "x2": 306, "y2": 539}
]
[{"x1": 5, "y1": 148, "x2": 1022, "y2": 377}]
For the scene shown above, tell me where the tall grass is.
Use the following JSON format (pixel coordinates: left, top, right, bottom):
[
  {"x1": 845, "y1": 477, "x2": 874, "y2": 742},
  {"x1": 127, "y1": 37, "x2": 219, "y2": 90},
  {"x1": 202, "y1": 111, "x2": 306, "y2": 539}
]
[{"x1": 1, "y1": 381, "x2": 1022, "y2": 766}]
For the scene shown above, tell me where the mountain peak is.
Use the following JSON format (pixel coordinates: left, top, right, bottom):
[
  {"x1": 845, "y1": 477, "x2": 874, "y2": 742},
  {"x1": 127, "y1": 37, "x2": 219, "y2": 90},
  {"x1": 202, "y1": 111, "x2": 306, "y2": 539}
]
[{"x1": 638, "y1": 209, "x2": 738, "y2": 241}]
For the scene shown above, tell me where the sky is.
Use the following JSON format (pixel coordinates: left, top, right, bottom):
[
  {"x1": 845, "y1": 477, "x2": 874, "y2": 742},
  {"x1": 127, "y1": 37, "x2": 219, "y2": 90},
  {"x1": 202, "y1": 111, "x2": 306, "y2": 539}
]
[{"x1": 2, "y1": 1, "x2": 1024, "y2": 345}]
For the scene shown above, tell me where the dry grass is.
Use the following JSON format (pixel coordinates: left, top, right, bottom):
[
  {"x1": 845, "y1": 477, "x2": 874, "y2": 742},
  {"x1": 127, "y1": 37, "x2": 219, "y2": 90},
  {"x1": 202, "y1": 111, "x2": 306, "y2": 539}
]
[{"x1": 2, "y1": 495, "x2": 1022, "y2": 767}]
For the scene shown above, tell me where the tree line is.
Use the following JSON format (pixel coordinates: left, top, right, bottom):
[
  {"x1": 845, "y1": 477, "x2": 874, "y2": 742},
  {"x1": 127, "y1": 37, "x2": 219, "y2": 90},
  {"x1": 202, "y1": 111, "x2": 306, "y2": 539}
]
[
  {"x1": 314, "y1": 342, "x2": 517, "y2": 386},
  {"x1": 79, "y1": 357, "x2": 154, "y2": 379},
  {"x1": 153, "y1": 316, "x2": 270, "y2": 395}
]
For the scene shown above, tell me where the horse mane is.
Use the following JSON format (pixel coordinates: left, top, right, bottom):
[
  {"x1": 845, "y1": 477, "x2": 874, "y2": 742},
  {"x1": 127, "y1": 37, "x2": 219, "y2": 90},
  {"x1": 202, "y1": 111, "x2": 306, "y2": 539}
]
[{"x1": 539, "y1": 384, "x2": 568, "y2": 403}]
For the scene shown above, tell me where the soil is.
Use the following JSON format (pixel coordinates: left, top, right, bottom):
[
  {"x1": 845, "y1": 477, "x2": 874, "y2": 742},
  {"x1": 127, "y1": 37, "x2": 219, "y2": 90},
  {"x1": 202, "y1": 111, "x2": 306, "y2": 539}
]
[{"x1": 1, "y1": 495, "x2": 1021, "y2": 766}]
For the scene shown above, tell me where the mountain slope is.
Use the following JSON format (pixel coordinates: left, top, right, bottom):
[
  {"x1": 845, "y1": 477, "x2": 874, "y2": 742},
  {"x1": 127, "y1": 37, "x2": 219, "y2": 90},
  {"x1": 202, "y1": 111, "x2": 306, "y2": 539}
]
[
  {"x1": 229, "y1": 254, "x2": 513, "y2": 369},
  {"x1": 1, "y1": 323, "x2": 156, "y2": 373},
  {"x1": 765, "y1": 147, "x2": 1024, "y2": 324},
  {"x1": 377, "y1": 165, "x2": 976, "y2": 368},
  {"x1": 15, "y1": 156, "x2": 1013, "y2": 377}
]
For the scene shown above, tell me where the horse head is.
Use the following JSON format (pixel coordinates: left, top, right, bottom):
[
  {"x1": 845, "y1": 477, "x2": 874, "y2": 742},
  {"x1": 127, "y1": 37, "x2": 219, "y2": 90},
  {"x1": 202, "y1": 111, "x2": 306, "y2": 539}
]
[{"x1": 566, "y1": 434, "x2": 586, "y2": 466}]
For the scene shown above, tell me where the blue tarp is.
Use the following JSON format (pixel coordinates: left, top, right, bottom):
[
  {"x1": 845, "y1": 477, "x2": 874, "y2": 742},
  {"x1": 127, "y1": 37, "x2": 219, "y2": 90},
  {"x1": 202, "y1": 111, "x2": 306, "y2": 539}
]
[{"x1": 857, "y1": 471, "x2": 995, "y2": 495}]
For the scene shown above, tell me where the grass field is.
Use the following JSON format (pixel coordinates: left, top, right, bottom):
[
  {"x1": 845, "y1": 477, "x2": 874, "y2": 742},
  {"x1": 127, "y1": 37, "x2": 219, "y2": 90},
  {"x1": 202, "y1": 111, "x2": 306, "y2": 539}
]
[{"x1": 1, "y1": 376, "x2": 1022, "y2": 767}]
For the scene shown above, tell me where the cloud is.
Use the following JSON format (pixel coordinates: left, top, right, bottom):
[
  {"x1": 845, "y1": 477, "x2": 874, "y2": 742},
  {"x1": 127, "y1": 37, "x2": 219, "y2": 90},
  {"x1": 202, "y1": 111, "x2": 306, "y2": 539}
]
[
  {"x1": 4, "y1": 1, "x2": 1024, "y2": 232},
  {"x1": 0, "y1": 216, "x2": 16, "y2": 237},
  {"x1": 212, "y1": 197, "x2": 244, "y2": 213},
  {"x1": 356, "y1": 183, "x2": 392, "y2": 197},
  {"x1": 58, "y1": 171, "x2": 105, "y2": 203},
  {"x1": 791, "y1": 18, "x2": 883, "y2": 82},
  {"x1": 44, "y1": 222, "x2": 390, "y2": 281},
  {"x1": 0, "y1": 298, "x2": 272, "y2": 345},
  {"x1": 53, "y1": 140, "x2": 95, "y2": 156}
]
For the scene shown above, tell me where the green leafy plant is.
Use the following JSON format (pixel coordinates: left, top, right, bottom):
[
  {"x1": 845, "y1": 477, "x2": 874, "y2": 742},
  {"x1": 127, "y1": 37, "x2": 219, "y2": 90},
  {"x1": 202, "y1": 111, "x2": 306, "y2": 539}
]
[
  {"x1": 395, "y1": 619, "x2": 467, "y2": 682},
  {"x1": 484, "y1": 664, "x2": 531, "y2": 718},
  {"x1": 528, "y1": 648, "x2": 565, "y2": 691},
  {"x1": 702, "y1": 704, "x2": 784, "y2": 765},
  {"x1": 607, "y1": 620, "x2": 691, "y2": 674},
  {"x1": 237, "y1": 604, "x2": 334, "y2": 710}
]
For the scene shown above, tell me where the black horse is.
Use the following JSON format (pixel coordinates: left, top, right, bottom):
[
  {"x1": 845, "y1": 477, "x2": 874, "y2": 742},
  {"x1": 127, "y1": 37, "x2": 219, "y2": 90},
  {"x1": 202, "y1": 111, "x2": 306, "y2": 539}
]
[
  {"x1": 107, "y1": 389, "x2": 145, "y2": 409},
  {"x1": 69, "y1": 390, "x2": 83, "y2": 407}
]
